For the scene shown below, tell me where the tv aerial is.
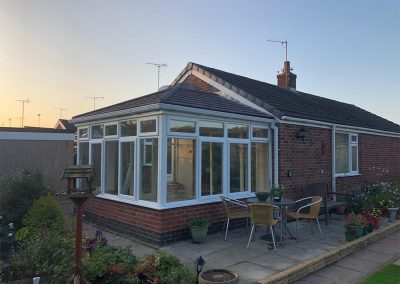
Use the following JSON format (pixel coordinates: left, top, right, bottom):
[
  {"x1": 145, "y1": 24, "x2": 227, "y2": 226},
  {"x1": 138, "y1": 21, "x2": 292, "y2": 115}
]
[
  {"x1": 55, "y1": 107, "x2": 67, "y2": 118},
  {"x1": 84, "y1": 97, "x2": 104, "y2": 110},
  {"x1": 146, "y1": 62, "x2": 168, "y2": 91},
  {"x1": 16, "y1": 98, "x2": 30, "y2": 128},
  {"x1": 267, "y1": 39, "x2": 288, "y2": 62}
]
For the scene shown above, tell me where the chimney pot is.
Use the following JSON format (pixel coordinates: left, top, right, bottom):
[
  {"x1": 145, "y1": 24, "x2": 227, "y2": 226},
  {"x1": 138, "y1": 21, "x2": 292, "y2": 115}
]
[{"x1": 277, "y1": 61, "x2": 297, "y2": 90}]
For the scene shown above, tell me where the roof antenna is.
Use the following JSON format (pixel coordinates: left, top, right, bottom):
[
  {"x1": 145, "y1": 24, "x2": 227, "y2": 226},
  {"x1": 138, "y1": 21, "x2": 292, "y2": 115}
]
[
  {"x1": 16, "y1": 98, "x2": 30, "y2": 128},
  {"x1": 146, "y1": 62, "x2": 167, "y2": 91},
  {"x1": 267, "y1": 39, "x2": 288, "y2": 61},
  {"x1": 85, "y1": 97, "x2": 104, "y2": 110},
  {"x1": 55, "y1": 107, "x2": 67, "y2": 118}
]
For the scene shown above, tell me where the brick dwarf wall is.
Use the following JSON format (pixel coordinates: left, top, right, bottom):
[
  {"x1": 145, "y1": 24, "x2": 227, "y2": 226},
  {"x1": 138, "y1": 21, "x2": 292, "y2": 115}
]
[{"x1": 278, "y1": 124, "x2": 332, "y2": 199}]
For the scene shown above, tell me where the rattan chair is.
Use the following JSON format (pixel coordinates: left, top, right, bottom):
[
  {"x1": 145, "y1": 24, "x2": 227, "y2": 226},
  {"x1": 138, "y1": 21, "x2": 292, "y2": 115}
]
[
  {"x1": 247, "y1": 203, "x2": 280, "y2": 251},
  {"x1": 220, "y1": 196, "x2": 250, "y2": 241},
  {"x1": 287, "y1": 196, "x2": 323, "y2": 240}
]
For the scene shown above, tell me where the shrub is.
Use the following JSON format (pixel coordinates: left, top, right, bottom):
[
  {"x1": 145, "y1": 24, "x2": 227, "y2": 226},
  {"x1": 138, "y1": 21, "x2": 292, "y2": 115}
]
[
  {"x1": 15, "y1": 196, "x2": 65, "y2": 240},
  {"x1": 82, "y1": 245, "x2": 137, "y2": 283},
  {"x1": 0, "y1": 170, "x2": 48, "y2": 229},
  {"x1": 188, "y1": 219, "x2": 209, "y2": 227},
  {"x1": 154, "y1": 250, "x2": 196, "y2": 284}
]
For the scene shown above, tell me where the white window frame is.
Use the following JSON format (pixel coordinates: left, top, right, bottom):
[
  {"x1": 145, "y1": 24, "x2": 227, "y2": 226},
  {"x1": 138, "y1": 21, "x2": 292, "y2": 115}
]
[
  {"x1": 251, "y1": 125, "x2": 269, "y2": 141},
  {"x1": 78, "y1": 127, "x2": 89, "y2": 140},
  {"x1": 335, "y1": 132, "x2": 359, "y2": 177},
  {"x1": 199, "y1": 120, "x2": 225, "y2": 138},
  {"x1": 118, "y1": 138, "x2": 136, "y2": 199},
  {"x1": 90, "y1": 124, "x2": 104, "y2": 140},
  {"x1": 227, "y1": 123, "x2": 250, "y2": 139},
  {"x1": 227, "y1": 140, "x2": 251, "y2": 198},
  {"x1": 138, "y1": 117, "x2": 158, "y2": 136},
  {"x1": 120, "y1": 119, "x2": 138, "y2": 137},
  {"x1": 167, "y1": 117, "x2": 198, "y2": 137},
  {"x1": 104, "y1": 123, "x2": 118, "y2": 138}
]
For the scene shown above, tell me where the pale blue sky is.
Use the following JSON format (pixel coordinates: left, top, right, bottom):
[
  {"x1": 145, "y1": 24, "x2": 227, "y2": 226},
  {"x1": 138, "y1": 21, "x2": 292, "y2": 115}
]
[{"x1": 0, "y1": 0, "x2": 399, "y2": 127}]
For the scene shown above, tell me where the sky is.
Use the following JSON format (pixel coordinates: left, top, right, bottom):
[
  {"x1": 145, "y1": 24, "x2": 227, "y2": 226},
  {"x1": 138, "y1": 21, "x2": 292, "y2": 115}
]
[{"x1": 0, "y1": 0, "x2": 399, "y2": 128}]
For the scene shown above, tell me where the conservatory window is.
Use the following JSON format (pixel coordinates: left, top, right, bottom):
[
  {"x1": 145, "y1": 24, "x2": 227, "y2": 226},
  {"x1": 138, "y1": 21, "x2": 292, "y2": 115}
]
[
  {"x1": 104, "y1": 141, "x2": 118, "y2": 195},
  {"x1": 139, "y1": 138, "x2": 158, "y2": 202},
  {"x1": 120, "y1": 141, "x2": 135, "y2": 196},
  {"x1": 121, "y1": 120, "x2": 137, "y2": 137},
  {"x1": 169, "y1": 119, "x2": 196, "y2": 133},
  {"x1": 91, "y1": 124, "x2": 104, "y2": 139},
  {"x1": 230, "y1": 143, "x2": 248, "y2": 192},
  {"x1": 199, "y1": 121, "x2": 224, "y2": 137},
  {"x1": 251, "y1": 143, "x2": 269, "y2": 192},
  {"x1": 228, "y1": 124, "x2": 248, "y2": 139},
  {"x1": 201, "y1": 142, "x2": 223, "y2": 196},
  {"x1": 105, "y1": 124, "x2": 117, "y2": 136},
  {"x1": 91, "y1": 143, "x2": 102, "y2": 191}
]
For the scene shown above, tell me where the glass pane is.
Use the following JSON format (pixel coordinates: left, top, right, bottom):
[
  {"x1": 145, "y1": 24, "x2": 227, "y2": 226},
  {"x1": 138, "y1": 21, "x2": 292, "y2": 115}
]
[
  {"x1": 91, "y1": 143, "x2": 102, "y2": 191},
  {"x1": 201, "y1": 142, "x2": 223, "y2": 196},
  {"x1": 120, "y1": 141, "x2": 135, "y2": 196},
  {"x1": 167, "y1": 138, "x2": 196, "y2": 202},
  {"x1": 170, "y1": 120, "x2": 196, "y2": 133},
  {"x1": 252, "y1": 127, "x2": 268, "y2": 138},
  {"x1": 104, "y1": 141, "x2": 118, "y2": 195},
  {"x1": 230, "y1": 143, "x2": 248, "y2": 192},
  {"x1": 228, "y1": 124, "x2": 248, "y2": 139},
  {"x1": 79, "y1": 128, "x2": 88, "y2": 139},
  {"x1": 140, "y1": 138, "x2": 158, "y2": 202},
  {"x1": 335, "y1": 133, "x2": 349, "y2": 174},
  {"x1": 351, "y1": 135, "x2": 358, "y2": 143},
  {"x1": 140, "y1": 120, "x2": 156, "y2": 133},
  {"x1": 105, "y1": 124, "x2": 117, "y2": 136},
  {"x1": 91, "y1": 125, "x2": 104, "y2": 139},
  {"x1": 251, "y1": 143, "x2": 269, "y2": 192},
  {"x1": 352, "y1": 146, "x2": 358, "y2": 172},
  {"x1": 121, "y1": 120, "x2": 137, "y2": 137},
  {"x1": 78, "y1": 142, "x2": 89, "y2": 165},
  {"x1": 199, "y1": 121, "x2": 224, "y2": 137}
]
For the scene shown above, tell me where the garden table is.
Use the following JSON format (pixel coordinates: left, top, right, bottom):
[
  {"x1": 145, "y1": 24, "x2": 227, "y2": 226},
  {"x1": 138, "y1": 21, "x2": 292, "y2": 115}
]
[{"x1": 246, "y1": 197, "x2": 296, "y2": 243}]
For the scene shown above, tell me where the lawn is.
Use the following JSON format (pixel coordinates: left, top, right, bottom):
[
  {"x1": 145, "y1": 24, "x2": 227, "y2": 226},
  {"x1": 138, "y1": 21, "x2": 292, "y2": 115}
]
[{"x1": 361, "y1": 264, "x2": 400, "y2": 284}]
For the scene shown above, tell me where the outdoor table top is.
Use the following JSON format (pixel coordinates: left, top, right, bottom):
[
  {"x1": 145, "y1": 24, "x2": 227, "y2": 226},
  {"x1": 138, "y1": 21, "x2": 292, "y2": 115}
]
[{"x1": 246, "y1": 197, "x2": 296, "y2": 207}]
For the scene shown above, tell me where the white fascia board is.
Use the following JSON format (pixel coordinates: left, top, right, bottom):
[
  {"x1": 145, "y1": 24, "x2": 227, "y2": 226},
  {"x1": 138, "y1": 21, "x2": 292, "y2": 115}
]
[
  {"x1": 192, "y1": 70, "x2": 274, "y2": 116},
  {"x1": 176, "y1": 70, "x2": 192, "y2": 83},
  {"x1": 0, "y1": 132, "x2": 74, "y2": 141},
  {"x1": 281, "y1": 116, "x2": 400, "y2": 138}
]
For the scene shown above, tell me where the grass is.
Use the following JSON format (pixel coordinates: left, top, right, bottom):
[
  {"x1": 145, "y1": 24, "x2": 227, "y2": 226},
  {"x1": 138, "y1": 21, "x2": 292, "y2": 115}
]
[{"x1": 361, "y1": 264, "x2": 400, "y2": 284}]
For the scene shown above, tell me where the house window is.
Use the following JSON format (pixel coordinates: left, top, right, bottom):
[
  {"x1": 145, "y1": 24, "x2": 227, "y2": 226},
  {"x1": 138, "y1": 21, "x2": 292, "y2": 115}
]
[
  {"x1": 228, "y1": 124, "x2": 248, "y2": 139},
  {"x1": 140, "y1": 119, "x2": 156, "y2": 134},
  {"x1": 199, "y1": 121, "x2": 224, "y2": 137},
  {"x1": 91, "y1": 124, "x2": 104, "y2": 139},
  {"x1": 105, "y1": 124, "x2": 117, "y2": 136},
  {"x1": 121, "y1": 120, "x2": 137, "y2": 137},
  {"x1": 78, "y1": 128, "x2": 89, "y2": 139},
  {"x1": 78, "y1": 142, "x2": 89, "y2": 165},
  {"x1": 120, "y1": 141, "x2": 135, "y2": 196},
  {"x1": 251, "y1": 143, "x2": 269, "y2": 192},
  {"x1": 252, "y1": 127, "x2": 268, "y2": 139},
  {"x1": 91, "y1": 143, "x2": 102, "y2": 191},
  {"x1": 335, "y1": 133, "x2": 358, "y2": 175},
  {"x1": 139, "y1": 138, "x2": 158, "y2": 202},
  {"x1": 167, "y1": 138, "x2": 196, "y2": 202},
  {"x1": 201, "y1": 142, "x2": 223, "y2": 196},
  {"x1": 169, "y1": 120, "x2": 196, "y2": 133},
  {"x1": 230, "y1": 143, "x2": 248, "y2": 192},
  {"x1": 104, "y1": 141, "x2": 119, "y2": 195}
]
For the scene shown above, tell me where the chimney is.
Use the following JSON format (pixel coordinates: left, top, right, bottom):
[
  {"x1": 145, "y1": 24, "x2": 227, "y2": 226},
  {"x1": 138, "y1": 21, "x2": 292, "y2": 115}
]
[{"x1": 277, "y1": 61, "x2": 297, "y2": 90}]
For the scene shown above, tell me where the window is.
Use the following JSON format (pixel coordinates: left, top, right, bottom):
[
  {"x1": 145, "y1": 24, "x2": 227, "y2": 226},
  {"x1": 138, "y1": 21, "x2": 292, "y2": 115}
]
[
  {"x1": 78, "y1": 142, "x2": 89, "y2": 165},
  {"x1": 200, "y1": 121, "x2": 224, "y2": 137},
  {"x1": 335, "y1": 133, "x2": 358, "y2": 175},
  {"x1": 78, "y1": 128, "x2": 89, "y2": 139},
  {"x1": 121, "y1": 120, "x2": 137, "y2": 137},
  {"x1": 169, "y1": 120, "x2": 196, "y2": 133},
  {"x1": 91, "y1": 124, "x2": 104, "y2": 139},
  {"x1": 120, "y1": 141, "x2": 135, "y2": 196},
  {"x1": 252, "y1": 127, "x2": 268, "y2": 139},
  {"x1": 105, "y1": 124, "x2": 117, "y2": 136},
  {"x1": 230, "y1": 143, "x2": 248, "y2": 192},
  {"x1": 139, "y1": 138, "x2": 158, "y2": 202},
  {"x1": 251, "y1": 143, "x2": 269, "y2": 192},
  {"x1": 140, "y1": 119, "x2": 156, "y2": 133},
  {"x1": 228, "y1": 124, "x2": 248, "y2": 139},
  {"x1": 104, "y1": 141, "x2": 118, "y2": 195},
  {"x1": 91, "y1": 143, "x2": 102, "y2": 191},
  {"x1": 201, "y1": 142, "x2": 223, "y2": 196},
  {"x1": 167, "y1": 138, "x2": 196, "y2": 202}
]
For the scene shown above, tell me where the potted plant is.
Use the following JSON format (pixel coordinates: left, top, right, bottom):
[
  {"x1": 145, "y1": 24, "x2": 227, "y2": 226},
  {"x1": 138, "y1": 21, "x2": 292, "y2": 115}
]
[
  {"x1": 270, "y1": 185, "x2": 285, "y2": 202},
  {"x1": 188, "y1": 218, "x2": 209, "y2": 243},
  {"x1": 363, "y1": 213, "x2": 376, "y2": 233},
  {"x1": 345, "y1": 213, "x2": 364, "y2": 238}
]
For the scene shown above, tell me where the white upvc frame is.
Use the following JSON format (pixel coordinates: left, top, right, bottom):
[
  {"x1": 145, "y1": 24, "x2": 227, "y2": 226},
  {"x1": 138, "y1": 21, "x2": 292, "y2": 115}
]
[
  {"x1": 251, "y1": 125, "x2": 270, "y2": 141},
  {"x1": 120, "y1": 119, "x2": 138, "y2": 138},
  {"x1": 118, "y1": 138, "x2": 136, "y2": 199},
  {"x1": 78, "y1": 126, "x2": 89, "y2": 140},
  {"x1": 335, "y1": 132, "x2": 359, "y2": 177},
  {"x1": 89, "y1": 140, "x2": 104, "y2": 193},
  {"x1": 102, "y1": 139, "x2": 119, "y2": 197},
  {"x1": 90, "y1": 123, "x2": 105, "y2": 140},
  {"x1": 227, "y1": 139, "x2": 251, "y2": 198},
  {"x1": 104, "y1": 122, "x2": 118, "y2": 138},
  {"x1": 138, "y1": 116, "x2": 158, "y2": 136},
  {"x1": 167, "y1": 116, "x2": 198, "y2": 137}
]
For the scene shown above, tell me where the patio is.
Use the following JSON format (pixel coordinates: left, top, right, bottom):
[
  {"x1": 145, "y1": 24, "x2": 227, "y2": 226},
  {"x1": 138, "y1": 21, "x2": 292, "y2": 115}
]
[{"x1": 83, "y1": 214, "x2": 383, "y2": 283}]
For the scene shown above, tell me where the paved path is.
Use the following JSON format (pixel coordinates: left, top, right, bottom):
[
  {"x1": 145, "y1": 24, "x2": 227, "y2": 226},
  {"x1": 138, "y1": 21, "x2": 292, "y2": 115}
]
[{"x1": 294, "y1": 230, "x2": 400, "y2": 284}]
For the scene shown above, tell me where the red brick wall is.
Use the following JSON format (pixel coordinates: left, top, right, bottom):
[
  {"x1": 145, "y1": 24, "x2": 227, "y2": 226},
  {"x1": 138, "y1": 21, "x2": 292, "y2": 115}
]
[{"x1": 278, "y1": 124, "x2": 332, "y2": 198}]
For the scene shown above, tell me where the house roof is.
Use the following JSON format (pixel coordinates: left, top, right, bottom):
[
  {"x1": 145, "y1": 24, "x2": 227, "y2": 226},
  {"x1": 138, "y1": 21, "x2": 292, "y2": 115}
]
[
  {"x1": 72, "y1": 85, "x2": 272, "y2": 120},
  {"x1": 173, "y1": 62, "x2": 400, "y2": 134},
  {"x1": 55, "y1": 119, "x2": 76, "y2": 131},
  {"x1": 0, "y1": 127, "x2": 75, "y2": 134}
]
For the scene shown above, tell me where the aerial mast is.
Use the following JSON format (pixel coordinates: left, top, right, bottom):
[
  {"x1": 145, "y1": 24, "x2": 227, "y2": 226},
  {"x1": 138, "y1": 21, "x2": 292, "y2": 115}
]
[
  {"x1": 146, "y1": 62, "x2": 168, "y2": 91},
  {"x1": 16, "y1": 98, "x2": 30, "y2": 128},
  {"x1": 84, "y1": 97, "x2": 104, "y2": 110}
]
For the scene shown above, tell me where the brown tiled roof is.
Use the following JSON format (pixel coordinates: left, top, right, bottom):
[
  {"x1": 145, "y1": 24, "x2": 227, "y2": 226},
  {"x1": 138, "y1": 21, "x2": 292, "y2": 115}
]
[
  {"x1": 72, "y1": 85, "x2": 272, "y2": 120},
  {"x1": 175, "y1": 62, "x2": 400, "y2": 134}
]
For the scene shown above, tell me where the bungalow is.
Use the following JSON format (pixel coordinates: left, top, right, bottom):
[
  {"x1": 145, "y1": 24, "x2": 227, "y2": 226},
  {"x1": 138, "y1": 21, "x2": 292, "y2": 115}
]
[{"x1": 70, "y1": 61, "x2": 400, "y2": 244}]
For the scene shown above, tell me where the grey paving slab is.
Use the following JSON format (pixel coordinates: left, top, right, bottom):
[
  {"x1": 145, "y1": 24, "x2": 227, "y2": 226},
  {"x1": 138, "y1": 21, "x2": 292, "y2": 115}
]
[
  {"x1": 227, "y1": 261, "x2": 275, "y2": 284},
  {"x1": 272, "y1": 245, "x2": 315, "y2": 262},
  {"x1": 350, "y1": 248, "x2": 395, "y2": 264},
  {"x1": 250, "y1": 252, "x2": 298, "y2": 271},
  {"x1": 334, "y1": 255, "x2": 383, "y2": 274},
  {"x1": 313, "y1": 264, "x2": 365, "y2": 284},
  {"x1": 294, "y1": 273, "x2": 327, "y2": 284}
]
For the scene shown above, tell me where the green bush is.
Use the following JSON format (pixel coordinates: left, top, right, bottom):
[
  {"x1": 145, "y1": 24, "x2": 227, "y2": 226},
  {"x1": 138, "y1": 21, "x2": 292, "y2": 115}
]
[
  {"x1": 82, "y1": 245, "x2": 137, "y2": 283},
  {"x1": 154, "y1": 250, "x2": 196, "y2": 284},
  {"x1": 0, "y1": 170, "x2": 48, "y2": 229},
  {"x1": 15, "y1": 196, "x2": 65, "y2": 240}
]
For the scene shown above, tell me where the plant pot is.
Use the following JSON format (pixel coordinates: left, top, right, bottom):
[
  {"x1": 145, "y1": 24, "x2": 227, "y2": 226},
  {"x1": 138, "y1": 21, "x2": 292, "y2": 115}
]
[
  {"x1": 367, "y1": 224, "x2": 373, "y2": 233},
  {"x1": 388, "y1": 208, "x2": 399, "y2": 221},
  {"x1": 379, "y1": 217, "x2": 389, "y2": 226},
  {"x1": 199, "y1": 269, "x2": 239, "y2": 284},
  {"x1": 345, "y1": 231, "x2": 356, "y2": 242},
  {"x1": 362, "y1": 226, "x2": 368, "y2": 236},
  {"x1": 189, "y1": 224, "x2": 209, "y2": 243},
  {"x1": 336, "y1": 204, "x2": 346, "y2": 215},
  {"x1": 273, "y1": 196, "x2": 281, "y2": 202}
]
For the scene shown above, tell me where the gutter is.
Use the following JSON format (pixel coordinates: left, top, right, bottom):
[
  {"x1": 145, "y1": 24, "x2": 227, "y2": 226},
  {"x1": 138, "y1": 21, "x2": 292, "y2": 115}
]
[
  {"x1": 271, "y1": 123, "x2": 279, "y2": 186},
  {"x1": 332, "y1": 125, "x2": 336, "y2": 200}
]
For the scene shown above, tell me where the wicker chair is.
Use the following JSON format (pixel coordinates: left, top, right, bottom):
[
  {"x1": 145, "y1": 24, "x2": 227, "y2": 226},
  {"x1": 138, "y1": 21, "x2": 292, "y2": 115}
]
[
  {"x1": 287, "y1": 196, "x2": 323, "y2": 240},
  {"x1": 220, "y1": 197, "x2": 250, "y2": 241},
  {"x1": 247, "y1": 203, "x2": 280, "y2": 251}
]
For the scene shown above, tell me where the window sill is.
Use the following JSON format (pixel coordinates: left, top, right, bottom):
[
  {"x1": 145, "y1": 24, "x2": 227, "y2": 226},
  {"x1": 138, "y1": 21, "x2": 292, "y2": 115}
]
[{"x1": 335, "y1": 173, "x2": 362, "y2": 178}]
